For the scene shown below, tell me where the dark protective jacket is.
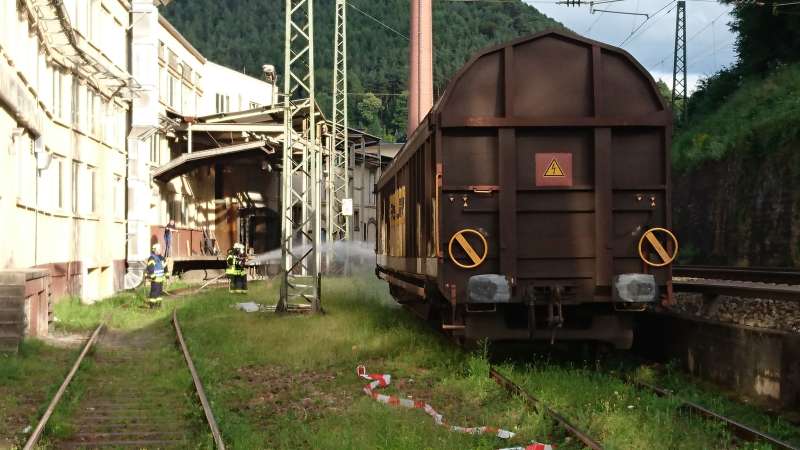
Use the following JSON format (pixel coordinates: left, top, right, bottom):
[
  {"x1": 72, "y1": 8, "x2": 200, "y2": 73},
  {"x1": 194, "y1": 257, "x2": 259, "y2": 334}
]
[
  {"x1": 146, "y1": 252, "x2": 166, "y2": 282},
  {"x1": 226, "y1": 250, "x2": 246, "y2": 276}
]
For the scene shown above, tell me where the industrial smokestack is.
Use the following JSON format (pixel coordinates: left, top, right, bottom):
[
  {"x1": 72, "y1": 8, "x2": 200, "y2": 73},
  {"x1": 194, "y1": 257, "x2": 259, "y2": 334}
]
[{"x1": 408, "y1": 0, "x2": 433, "y2": 138}]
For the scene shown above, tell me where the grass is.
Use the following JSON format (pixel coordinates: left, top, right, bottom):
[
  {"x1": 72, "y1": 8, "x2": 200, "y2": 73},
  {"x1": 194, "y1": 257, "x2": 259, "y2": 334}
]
[
  {"x1": 12, "y1": 274, "x2": 800, "y2": 449},
  {"x1": 645, "y1": 365, "x2": 800, "y2": 447},
  {"x1": 172, "y1": 278, "x2": 545, "y2": 449},
  {"x1": 0, "y1": 340, "x2": 76, "y2": 447}
]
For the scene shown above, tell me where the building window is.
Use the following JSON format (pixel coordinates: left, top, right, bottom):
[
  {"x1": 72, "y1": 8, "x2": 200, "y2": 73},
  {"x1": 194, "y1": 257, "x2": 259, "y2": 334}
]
[
  {"x1": 215, "y1": 93, "x2": 229, "y2": 113},
  {"x1": 354, "y1": 210, "x2": 360, "y2": 232},
  {"x1": 17, "y1": 136, "x2": 34, "y2": 204},
  {"x1": 113, "y1": 175, "x2": 123, "y2": 218},
  {"x1": 159, "y1": 65, "x2": 167, "y2": 102},
  {"x1": 72, "y1": 160, "x2": 80, "y2": 214},
  {"x1": 55, "y1": 157, "x2": 64, "y2": 210},
  {"x1": 52, "y1": 70, "x2": 63, "y2": 119},
  {"x1": 368, "y1": 170, "x2": 376, "y2": 206},
  {"x1": 168, "y1": 74, "x2": 175, "y2": 107},
  {"x1": 92, "y1": 95, "x2": 101, "y2": 137},
  {"x1": 89, "y1": 166, "x2": 97, "y2": 214},
  {"x1": 84, "y1": 89, "x2": 92, "y2": 134},
  {"x1": 149, "y1": 136, "x2": 159, "y2": 165},
  {"x1": 71, "y1": 78, "x2": 80, "y2": 127}
]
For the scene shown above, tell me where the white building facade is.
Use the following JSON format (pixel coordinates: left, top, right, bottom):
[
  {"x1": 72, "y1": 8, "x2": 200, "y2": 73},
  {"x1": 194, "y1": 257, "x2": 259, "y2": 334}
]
[{"x1": 0, "y1": 0, "x2": 131, "y2": 301}]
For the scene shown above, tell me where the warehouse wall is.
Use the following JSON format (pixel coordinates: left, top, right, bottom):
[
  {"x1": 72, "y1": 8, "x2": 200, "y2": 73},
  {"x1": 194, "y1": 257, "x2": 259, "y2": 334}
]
[{"x1": 0, "y1": 0, "x2": 130, "y2": 303}]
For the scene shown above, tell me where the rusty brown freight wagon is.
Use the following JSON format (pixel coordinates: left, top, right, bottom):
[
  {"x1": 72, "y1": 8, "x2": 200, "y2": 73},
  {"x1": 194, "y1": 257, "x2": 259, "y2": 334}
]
[{"x1": 375, "y1": 30, "x2": 677, "y2": 349}]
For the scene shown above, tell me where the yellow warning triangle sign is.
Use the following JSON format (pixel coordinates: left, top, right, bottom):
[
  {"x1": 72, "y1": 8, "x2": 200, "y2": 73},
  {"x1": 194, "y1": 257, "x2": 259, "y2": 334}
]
[{"x1": 543, "y1": 158, "x2": 565, "y2": 177}]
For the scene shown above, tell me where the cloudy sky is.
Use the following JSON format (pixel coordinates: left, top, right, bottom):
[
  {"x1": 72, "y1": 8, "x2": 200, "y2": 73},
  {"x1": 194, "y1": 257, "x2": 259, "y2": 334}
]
[{"x1": 526, "y1": 0, "x2": 738, "y2": 91}]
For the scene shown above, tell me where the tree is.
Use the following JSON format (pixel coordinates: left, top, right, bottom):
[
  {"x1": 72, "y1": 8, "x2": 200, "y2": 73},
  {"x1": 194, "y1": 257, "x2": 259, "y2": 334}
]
[{"x1": 357, "y1": 93, "x2": 384, "y2": 137}]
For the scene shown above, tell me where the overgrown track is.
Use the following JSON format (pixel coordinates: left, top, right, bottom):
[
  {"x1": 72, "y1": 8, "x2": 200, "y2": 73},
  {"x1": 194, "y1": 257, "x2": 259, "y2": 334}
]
[
  {"x1": 489, "y1": 366, "x2": 604, "y2": 450},
  {"x1": 673, "y1": 265, "x2": 800, "y2": 301},
  {"x1": 631, "y1": 380, "x2": 799, "y2": 450},
  {"x1": 23, "y1": 310, "x2": 225, "y2": 449}
]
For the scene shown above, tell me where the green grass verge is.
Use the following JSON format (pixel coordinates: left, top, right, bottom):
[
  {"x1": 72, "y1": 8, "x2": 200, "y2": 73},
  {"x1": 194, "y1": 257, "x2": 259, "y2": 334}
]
[
  {"x1": 0, "y1": 340, "x2": 76, "y2": 447},
  {"x1": 40, "y1": 276, "x2": 800, "y2": 449}
]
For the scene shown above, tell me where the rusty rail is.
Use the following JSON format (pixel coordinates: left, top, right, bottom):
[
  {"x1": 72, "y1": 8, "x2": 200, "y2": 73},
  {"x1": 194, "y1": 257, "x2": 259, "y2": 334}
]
[
  {"x1": 673, "y1": 265, "x2": 800, "y2": 301},
  {"x1": 172, "y1": 308, "x2": 226, "y2": 450},
  {"x1": 672, "y1": 278, "x2": 800, "y2": 302},
  {"x1": 632, "y1": 380, "x2": 798, "y2": 450},
  {"x1": 23, "y1": 323, "x2": 104, "y2": 450},
  {"x1": 674, "y1": 265, "x2": 800, "y2": 285},
  {"x1": 489, "y1": 366, "x2": 604, "y2": 450}
]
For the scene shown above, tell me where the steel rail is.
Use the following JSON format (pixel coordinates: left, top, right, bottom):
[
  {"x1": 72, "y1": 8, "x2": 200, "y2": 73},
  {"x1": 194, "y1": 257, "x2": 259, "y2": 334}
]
[
  {"x1": 23, "y1": 323, "x2": 105, "y2": 450},
  {"x1": 673, "y1": 265, "x2": 800, "y2": 285},
  {"x1": 489, "y1": 367, "x2": 604, "y2": 450},
  {"x1": 672, "y1": 279, "x2": 800, "y2": 302},
  {"x1": 632, "y1": 380, "x2": 798, "y2": 450},
  {"x1": 172, "y1": 308, "x2": 226, "y2": 450}
]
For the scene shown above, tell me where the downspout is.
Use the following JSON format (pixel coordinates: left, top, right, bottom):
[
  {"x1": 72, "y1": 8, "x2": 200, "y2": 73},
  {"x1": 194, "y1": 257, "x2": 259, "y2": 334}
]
[{"x1": 124, "y1": 14, "x2": 132, "y2": 277}]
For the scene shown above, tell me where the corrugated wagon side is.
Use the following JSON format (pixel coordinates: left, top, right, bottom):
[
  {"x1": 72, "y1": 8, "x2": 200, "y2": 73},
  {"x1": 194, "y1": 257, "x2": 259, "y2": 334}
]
[{"x1": 376, "y1": 30, "x2": 674, "y2": 348}]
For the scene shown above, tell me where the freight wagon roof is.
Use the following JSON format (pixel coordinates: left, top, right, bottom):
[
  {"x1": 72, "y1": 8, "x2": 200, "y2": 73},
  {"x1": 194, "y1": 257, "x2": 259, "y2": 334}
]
[{"x1": 378, "y1": 29, "x2": 670, "y2": 189}]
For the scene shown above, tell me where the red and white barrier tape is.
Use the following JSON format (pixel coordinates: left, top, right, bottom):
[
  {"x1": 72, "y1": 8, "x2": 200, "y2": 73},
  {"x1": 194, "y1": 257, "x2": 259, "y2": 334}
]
[
  {"x1": 356, "y1": 365, "x2": 515, "y2": 439},
  {"x1": 498, "y1": 444, "x2": 554, "y2": 450}
]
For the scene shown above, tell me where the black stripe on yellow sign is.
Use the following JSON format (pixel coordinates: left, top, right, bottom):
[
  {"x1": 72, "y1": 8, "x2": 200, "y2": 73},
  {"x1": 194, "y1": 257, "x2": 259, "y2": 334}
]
[
  {"x1": 448, "y1": 229, "x2": 488, "y2": 269},
  {"x1": 454, "y1": 233, "x2": 482, "y2": 266},
  {"x1": 638, "y1": 227, "x2": 679, "y2": 267}
]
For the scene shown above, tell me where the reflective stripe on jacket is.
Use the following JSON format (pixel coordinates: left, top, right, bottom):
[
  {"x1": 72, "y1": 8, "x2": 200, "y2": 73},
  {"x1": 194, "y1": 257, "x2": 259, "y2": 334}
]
[
  {"x1": 147, "y1": 253, "x2": 166, "y2": 281},
  {"x1": 226, "y1": 252, "x2": 245, "y2": 276}
]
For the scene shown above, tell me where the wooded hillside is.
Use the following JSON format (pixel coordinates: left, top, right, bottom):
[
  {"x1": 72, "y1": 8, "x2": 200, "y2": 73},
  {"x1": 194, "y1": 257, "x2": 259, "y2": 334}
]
[{"x1": 161, "y1": 0, "x2": 560, "y2": 141}]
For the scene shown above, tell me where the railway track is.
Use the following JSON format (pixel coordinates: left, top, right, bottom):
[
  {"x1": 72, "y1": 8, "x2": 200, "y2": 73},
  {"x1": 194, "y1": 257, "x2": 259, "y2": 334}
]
[
  {"x1": 672, "y1": 265, "x2": 800, "y2": 302},
  {"x1": 673, "y1": 265, "x2": 800, "y2": 285},
  {"x1": 22, "y1": 310, "x2": 224, "y2": 449},
  {"x1": 489, "y1": 365, "x2": 799, "y2": 450},
  {"x1": 489, "y1": 366, "x2": 604, "y2": 449},
  {"x1": 630, "y1": 380, "x2": 798, "y2": 450}
]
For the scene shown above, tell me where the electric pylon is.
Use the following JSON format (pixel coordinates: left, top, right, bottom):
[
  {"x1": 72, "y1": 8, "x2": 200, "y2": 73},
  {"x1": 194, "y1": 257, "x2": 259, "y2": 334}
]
[
  {"x1": 672, "y1": 0, "x2": 687, "y2": 122},
  {"x1": 278, "y1": 0, "x2": 321, "y2": 313},
  {"x1": 328, "y1": 0, "x2": 350, "y2": 245}
]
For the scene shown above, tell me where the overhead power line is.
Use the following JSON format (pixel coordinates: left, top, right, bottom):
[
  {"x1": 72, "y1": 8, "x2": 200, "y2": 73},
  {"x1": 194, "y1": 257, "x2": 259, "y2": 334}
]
[
  {"x1": 347, "y1": 2, "x2": 409, "y2": 41},
  {"x1": 619, "y1": 0, "x2": 677, "y2": 47}
]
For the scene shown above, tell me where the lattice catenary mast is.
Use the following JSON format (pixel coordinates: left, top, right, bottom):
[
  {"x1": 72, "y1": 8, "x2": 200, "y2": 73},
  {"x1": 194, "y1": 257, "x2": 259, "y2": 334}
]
[
  {"x1": 278, "y1": 0, "x2": 321, "y2": 313},
  {"x1": 672, "y1": 0, "x2": 687, "y2": 122},
  {"x1": 328, "y1": 0, "x2": 350, "y2": 244}
]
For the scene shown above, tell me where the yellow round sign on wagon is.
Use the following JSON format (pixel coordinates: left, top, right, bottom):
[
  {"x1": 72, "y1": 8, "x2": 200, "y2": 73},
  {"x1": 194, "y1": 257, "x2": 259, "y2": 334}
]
[
  {"x1": 638, "y1": 227, "x2": 679, "y2": 267},
  {"x1": 448, "y1": 229, "x2": 488, "y2": 269}
]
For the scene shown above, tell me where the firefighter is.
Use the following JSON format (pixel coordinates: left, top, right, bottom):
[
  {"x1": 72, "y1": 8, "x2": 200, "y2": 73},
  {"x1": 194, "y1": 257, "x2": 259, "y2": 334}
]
[
  {"x1": 226, "y1": 243, "x2": 247, "y2": 294},
  {"x1": 146, "y1": 243, "x2": 166, "y2": 307}
]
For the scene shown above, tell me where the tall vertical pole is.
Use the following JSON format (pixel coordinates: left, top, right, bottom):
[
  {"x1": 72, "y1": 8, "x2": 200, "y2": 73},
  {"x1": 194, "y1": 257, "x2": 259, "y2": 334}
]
[
  {"x1": 407, "y1": 0, "x2": 433, "y2": 138},
  {"x1": 671, "y1": 0, "x2": 687, "y2": 123},
  {"x1": 278, "y1": 0, "x2": 320, "y2": 312},
  {"x1": 330, "y1": 0, "x2": 350, "y2": 247}
]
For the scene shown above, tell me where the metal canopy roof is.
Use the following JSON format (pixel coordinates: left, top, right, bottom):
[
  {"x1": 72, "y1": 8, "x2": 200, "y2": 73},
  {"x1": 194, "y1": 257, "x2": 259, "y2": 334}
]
[
  {"x1": 152, "y1": 99, "x2": 385, "y2": 182},
  {"x1": 153, "y1": 140, "x2": 271, "y2": 182}
]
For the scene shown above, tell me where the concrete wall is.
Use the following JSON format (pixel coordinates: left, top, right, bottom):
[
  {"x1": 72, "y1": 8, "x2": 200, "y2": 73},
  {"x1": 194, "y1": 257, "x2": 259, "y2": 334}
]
[{"x1": 1, "y1": 0, "x2": 130, "y2": 302}]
